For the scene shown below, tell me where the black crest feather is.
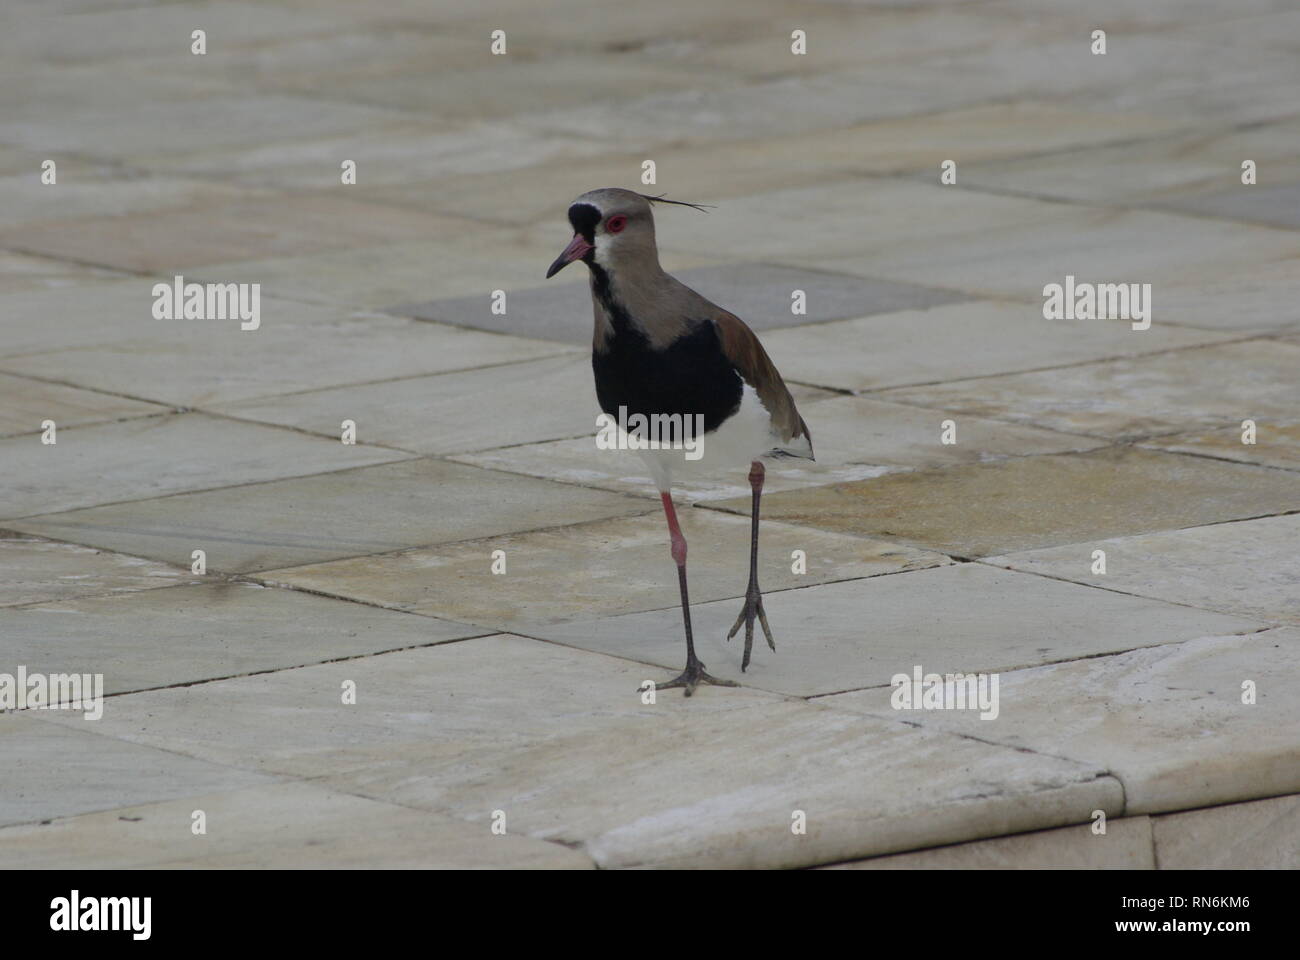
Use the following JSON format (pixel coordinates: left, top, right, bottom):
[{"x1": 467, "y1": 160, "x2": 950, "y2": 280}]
[{"x1": 638, "y1": 193, "x2": 714, "y2": 213}]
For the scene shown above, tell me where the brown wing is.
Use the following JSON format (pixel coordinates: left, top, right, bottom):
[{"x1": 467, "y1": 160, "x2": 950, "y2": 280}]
[{"x1": 714, "y1": 310, "x2": 814, "y2": 458}]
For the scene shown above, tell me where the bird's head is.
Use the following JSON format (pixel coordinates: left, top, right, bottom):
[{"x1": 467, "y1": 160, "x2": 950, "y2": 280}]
[{"x1": 545, "y1": 187, "x2": 708, "y2": 279}]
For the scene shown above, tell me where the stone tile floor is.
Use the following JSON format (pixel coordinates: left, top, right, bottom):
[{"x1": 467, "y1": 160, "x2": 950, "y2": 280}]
[{"x1": 1, "y1": 0, "x2": 1296, "y2": 869}]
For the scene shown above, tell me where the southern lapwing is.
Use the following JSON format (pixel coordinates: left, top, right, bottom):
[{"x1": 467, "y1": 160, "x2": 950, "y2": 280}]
[{"x1": 545, "y1": 188, "x2": 814, "y2": 695}]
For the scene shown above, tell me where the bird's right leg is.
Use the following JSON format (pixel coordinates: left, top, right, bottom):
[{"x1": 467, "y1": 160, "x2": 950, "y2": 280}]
[{"x1": 650, "y1": 491, "x2": 737, "y2": 697}]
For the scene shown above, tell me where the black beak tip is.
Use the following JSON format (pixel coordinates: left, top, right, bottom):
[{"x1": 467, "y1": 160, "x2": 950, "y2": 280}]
[{"x1": 545, "y1": 258, "x2": 565, "y2": 280}]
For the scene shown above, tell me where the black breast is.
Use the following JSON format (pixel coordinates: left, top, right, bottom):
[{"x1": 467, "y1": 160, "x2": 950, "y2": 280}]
[{"x1": 589, "y1": 271, "x2": 743, "y2": 436}]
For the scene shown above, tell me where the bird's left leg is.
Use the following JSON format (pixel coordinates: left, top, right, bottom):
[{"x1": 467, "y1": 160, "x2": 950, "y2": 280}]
[{"x1": 727, "y1": 460, "x2": 774, "y2": 671}]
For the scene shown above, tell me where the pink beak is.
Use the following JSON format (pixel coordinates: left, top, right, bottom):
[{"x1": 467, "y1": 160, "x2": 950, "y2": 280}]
[{"x1": 546, "y1": 233, "x2": 594, "y2": 278}]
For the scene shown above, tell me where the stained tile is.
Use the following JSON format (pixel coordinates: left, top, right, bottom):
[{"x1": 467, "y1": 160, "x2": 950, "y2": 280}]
[
  {"x1": 984, "y1": 514, "x2": 1300, "y2": 626},
  {"x1": 718, "y1": 447, "x2": 1300, "y2": 558},
  {"x1": 0, "y1": 371, "x2": 166, "y2": 438},
  {"x1": 821, "y1": 629, "x2": 1300, "y2": 815},
  {"x1": 10, "y1": 459, "x2": 649, "y2": 572},
  {"x1": 1149, "y1": 419, "x2": 1300, "y2": 472},
  {"x1": 880, "y1": 341, "x2": 1300, "y2": 440},
  {"x1": 260, "y1": 511, "x2": 950, "y2": 628},
  {"x1": 0, "y1": 536, "x2": 196, "y2": 608}
]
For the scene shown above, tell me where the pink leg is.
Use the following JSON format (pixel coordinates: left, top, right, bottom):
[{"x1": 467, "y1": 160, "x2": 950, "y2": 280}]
[{"x1": 653, "y1": 491, "x2": 737, "y2": 696}]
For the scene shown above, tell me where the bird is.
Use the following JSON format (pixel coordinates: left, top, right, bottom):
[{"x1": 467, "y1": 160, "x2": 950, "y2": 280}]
[{"x1": 545, "y1": 188, "x2": 814, "y2": 696}]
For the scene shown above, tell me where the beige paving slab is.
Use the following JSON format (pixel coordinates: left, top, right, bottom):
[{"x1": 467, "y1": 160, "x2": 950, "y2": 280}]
[
  {"x1": 0, "y1": 371, "x2": 166, "y2": 437},
  {"x1": 0, "y1": 279, "x2": 226, "y2": 358},
  {"x1": 260, "y1": 511, "x2": 951, "y2": 629},
  {"x1": 827, "y1": 816, "x2": 1154, "y2": 870},
  {"x1": 325, "y1": 701, "x2": 1121, "y2": 869},
  {"x1": 113, "y1": 23, "x2": 487, "y2": 89},
  {"x1": 453, "y1": 0, "x2": 851, "y2": 54},
  {"x1": 814, "y1": 209, "x2": 1300, "y2": 302},
  {"x1": 0, "y1": 94, "x2": 412, "y2": 157},
  {"x1": 899, "y1": 33, "x2": 1300, "y2": 129},
  {"x1": 0, "y1": 536, "x2": 197, "y2": 608},
  {"x1": 781, "y1": 396, "x2": 1106, "y2": 465},
  {"x1": 985, "y1": 0, "x2": 1296, "y2": 26},
  {"x1": 383, "y1": 102, "x2": 1188, "y2": 225},
  {"x1": 212, "y1": 353, "x2": 601, "y2": 454},
  {"x1": 514, "y1": 46, "x2": 1160, "y2": 149},
  {"x1": 11, "y1": 459, "x2": 650, "y2": 572},
  {"x1": 0, "y1": 1, "x2": 359, "y2": 64},
  {"x1": 47, "y1": 631, "x2": 1123, "y2": 868},
  {"x1": 524, "y1": 563, "x2": 1259, "y2": 698},
  {"x1": 681, "y1": 5, "x2": 1079, "y2": 76},
  {"x1": 723, "y1": 447, "x2": 1300, "y2": 558},
  {"x1": 1128, "y1": 258, "x2": 1300, "y2": 333},
  {"x1": 299, "y1": 55, "x2": 735, "y2": 119},
  {"x1": 880, "y1": 340, "x2": 1300, "y2": 441},
  {"x1": 1148, "y1": 420, "x2": 1300, "y2": 472},
  {"x1": 3, "y1": 196, "x2": 470, "y2": 273},
  {"x1": 0, "y1": 781, "x2": 594, "y2": 869},
  {"x1": 4, "y1": 313, "x2": 571, "y2": 407},
  {"x1": 820, "y1": 629, "x2": 1300, "y2": 815},
  {"x1": 756, "y1": 301, "x2": 1232, "y2": 394},
  {"x1": 984, "y1": 514, "x2": 1300, "y2": 626},
  {"x1": 1179, "y1": 9, "x2": 1300, "y2": 52},
  {"x1": 0, "y1": 713, "x2": 274, "y2": 829},
  {"x1": 0, "y1": 169, "x2": 264, "y2": 230},
  {"x1": 1153, "y1": 793, "x2": 1300, "y2": 869},
  {"x1": 32, "y1": 635, "x2": 783, "y2": 778},
  {"x1": 453, "y1": 437, "x2": 896, "y2": 502},
  {"x1": 131, "y1": 119, "x2": 578, "y2": 190},
  {"x1": 956, "y1": 119, "x2": 1300, "y2": 208},
  {"x1": 0, "y1": 412, "x2": 408, "y2": 520},
  {"x1": 0, "y1": 581, "x2": 481, "y2": 697},
  {"x1": 0, "y1": 250, "x2": 127, "y2": 293}
]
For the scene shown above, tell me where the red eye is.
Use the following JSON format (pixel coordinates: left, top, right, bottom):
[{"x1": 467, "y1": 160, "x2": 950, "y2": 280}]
[{"x1": 606, "y1": 215, "x2": 627, "y2": 233}]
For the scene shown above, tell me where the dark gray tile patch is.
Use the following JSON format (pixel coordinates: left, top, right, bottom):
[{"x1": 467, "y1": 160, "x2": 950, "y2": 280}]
[
  {"x1": 388, "y1": 263, "x2": 968, "y2": 344},
  {"x1": 1160, "y1": 183, "x2": 1300, "y2": 231}
]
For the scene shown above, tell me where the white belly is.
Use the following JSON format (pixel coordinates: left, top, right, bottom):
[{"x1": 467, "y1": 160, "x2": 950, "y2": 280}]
[{"x1": 635, "y1": 384, "x2": 803, "y2": 491}]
